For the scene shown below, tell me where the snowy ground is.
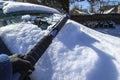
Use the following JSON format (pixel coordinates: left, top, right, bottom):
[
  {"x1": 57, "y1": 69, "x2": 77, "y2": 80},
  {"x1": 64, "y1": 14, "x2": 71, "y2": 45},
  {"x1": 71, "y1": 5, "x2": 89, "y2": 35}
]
[
  {"x1": 95, "y1": 25, "x2": 120, "y2": 38},
  {"x1": 0, "y1": 20, "x2": 120, "y2": 80}
]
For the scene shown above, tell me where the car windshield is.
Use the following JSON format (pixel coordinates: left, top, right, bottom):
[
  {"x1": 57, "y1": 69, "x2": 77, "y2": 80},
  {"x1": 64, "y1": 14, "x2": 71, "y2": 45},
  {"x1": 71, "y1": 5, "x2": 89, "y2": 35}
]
[{"x1": 0, "y1": 10, "x2": 62, "y2": 30}]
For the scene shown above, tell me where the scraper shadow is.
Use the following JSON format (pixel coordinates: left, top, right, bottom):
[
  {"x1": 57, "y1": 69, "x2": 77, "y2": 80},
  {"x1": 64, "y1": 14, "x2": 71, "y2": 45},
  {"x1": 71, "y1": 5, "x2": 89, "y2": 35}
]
[
  {"x1": 57, "y1": 26, "x2": 99, "y2": 49},
  {"x1": 58, "y1": 25, "x2": 118, "y2": 80},
  {"x1": 86, "y1": 45, "x2": 118, "y2": 80}
]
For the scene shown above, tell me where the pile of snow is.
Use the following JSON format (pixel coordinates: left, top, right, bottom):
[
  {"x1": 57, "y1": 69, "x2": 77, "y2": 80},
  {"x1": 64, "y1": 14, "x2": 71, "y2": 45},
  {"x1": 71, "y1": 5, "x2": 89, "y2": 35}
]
[
  {"x1": 103, "y1": 7, "x2": 115, "y2": 14},
  {"x1": 0, "y1": 20, "x2": 120, "y2": 80},
  {"x1": 95, "y1": 24, "x2": 120, "y2": 37},
  {"x1": 75, "y1": 10, "x2": 88, "y2": 15},
  {"x1": 87, "y1": 8, "x2": 95, "y2": 15},
  {"x1": 2, "y1": 1, "x2": 60, "y2": 14}
]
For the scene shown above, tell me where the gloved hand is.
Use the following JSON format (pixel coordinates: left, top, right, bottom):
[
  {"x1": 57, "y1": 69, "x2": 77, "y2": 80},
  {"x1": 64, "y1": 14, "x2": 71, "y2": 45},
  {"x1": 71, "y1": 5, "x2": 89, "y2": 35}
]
[{"x1": 9, "y1": 54, "x2": 34, "y2": 74}]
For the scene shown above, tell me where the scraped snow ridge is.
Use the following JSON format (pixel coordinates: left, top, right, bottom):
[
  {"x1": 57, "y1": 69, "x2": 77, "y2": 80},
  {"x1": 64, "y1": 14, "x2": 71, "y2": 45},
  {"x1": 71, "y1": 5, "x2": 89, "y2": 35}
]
[{"x1": 0, "y1": 20, "x2": 120, "y2": 80}]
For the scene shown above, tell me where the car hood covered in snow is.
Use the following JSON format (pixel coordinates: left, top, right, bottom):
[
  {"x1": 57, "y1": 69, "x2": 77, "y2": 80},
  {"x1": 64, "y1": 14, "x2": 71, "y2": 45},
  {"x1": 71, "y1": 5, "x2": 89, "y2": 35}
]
[{"x1": 0, "y1": 19, "x2": 120, "y2": 80}]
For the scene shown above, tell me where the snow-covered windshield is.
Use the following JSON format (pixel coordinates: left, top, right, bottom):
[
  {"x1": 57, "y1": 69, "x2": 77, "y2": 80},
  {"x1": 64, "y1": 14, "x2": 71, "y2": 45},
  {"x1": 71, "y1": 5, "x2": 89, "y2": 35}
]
[
  {"x1": 0, "y1": 11, "x2": 62, "y2": 30},
  {"x1": 0, "y1": 1, "x2": 62, "y2": 30}
]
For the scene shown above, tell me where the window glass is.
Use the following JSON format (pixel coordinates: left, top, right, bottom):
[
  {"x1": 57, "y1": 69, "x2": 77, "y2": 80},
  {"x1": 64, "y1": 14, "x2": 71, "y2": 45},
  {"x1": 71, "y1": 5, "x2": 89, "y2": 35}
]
[{"x1": 0, "y1": 11, "x2": 62, "y2": 30}]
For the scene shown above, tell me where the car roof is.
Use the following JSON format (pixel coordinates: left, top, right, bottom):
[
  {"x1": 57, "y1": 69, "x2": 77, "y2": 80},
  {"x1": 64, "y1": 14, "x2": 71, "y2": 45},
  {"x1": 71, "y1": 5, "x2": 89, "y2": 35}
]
[{"x1": 2, "y1": 1, "x2": 61, "y2": 14}]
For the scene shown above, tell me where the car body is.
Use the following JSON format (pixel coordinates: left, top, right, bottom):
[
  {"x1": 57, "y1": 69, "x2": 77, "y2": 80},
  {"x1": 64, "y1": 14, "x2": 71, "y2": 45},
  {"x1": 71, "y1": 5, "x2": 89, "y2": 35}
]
[{"x1": 0, "y1": 1, "x2": 62, "y2": 55}]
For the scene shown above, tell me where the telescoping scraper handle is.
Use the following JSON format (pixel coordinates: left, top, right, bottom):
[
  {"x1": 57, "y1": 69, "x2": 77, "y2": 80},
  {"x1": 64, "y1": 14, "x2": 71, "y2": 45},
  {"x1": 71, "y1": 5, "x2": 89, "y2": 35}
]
[
  {"x1": 24, "y1": 14, "x2": 69, "y2": 66},
  {"x1": 14, "y1": 14, "x2": 70, "y2": 80}
]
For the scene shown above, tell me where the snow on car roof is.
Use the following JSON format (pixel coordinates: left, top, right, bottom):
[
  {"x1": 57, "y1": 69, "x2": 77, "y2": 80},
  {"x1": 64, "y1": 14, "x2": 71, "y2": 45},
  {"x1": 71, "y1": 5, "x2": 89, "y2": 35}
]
[
  {"x1": 2, "y1": 1, "x2": 61, "y2": 14},
  {"x1": 0, "y1": 1, "x2": 11, "y2": 9}
]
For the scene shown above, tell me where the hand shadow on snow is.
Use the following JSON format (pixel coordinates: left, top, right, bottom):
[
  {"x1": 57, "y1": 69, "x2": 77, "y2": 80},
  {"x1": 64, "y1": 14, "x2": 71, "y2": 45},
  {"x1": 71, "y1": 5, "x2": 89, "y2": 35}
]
[
  {"x1": 31, "y1": 53, "x2": 53, "y2": 80},
  {"x1": 86, "y1": 45, "x2": 118, "y2": 80},
  {"x1": 57, "y1": 23, "x2": 118, "y2": 80}
]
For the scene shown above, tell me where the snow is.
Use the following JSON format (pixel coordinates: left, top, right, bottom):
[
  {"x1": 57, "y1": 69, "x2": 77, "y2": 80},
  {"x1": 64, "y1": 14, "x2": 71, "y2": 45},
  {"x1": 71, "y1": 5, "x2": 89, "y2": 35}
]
[
  {"x1": 95, "y1": 25, "x2": 120, "y2": 37},
  {"x1": 2, "y1": 1, "x2": 60, "y2": 14},
  {"x1": 103, "y1": 7, "x2": 115, "y2": 14},
  {"x1": 0, "y1": 22, "x2": 48, "y2": 53},
  {"x1": 0, "y1": 19, "x2": 120, "y2": 80},
  {"x1": 75, "y1": 10, "x2": 88, "y2": 15}
]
